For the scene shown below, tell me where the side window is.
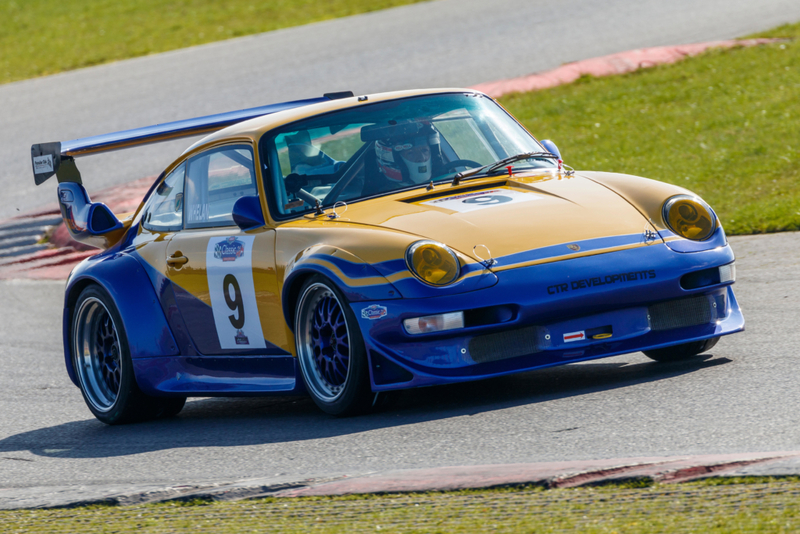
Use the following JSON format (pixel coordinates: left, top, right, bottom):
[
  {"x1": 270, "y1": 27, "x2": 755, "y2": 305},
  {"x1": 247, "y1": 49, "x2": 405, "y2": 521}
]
[
  {"x1": 185, "y1": 145, "x2": 257, "y2": 229},
  {"x1": 271, "y1": 126, "x2": 364, "y2": 216},
  {"x1": 142, "y1": 163, "x2": 185, "y2": 232}
]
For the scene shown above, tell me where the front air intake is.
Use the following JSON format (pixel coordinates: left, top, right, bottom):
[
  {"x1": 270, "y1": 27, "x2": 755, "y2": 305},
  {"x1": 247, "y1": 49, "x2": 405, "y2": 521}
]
[
  {"x1": 648, "y1": 295, "x2": 714, "y2": 331},
  {"x1": 468, "y1": 326, "x2": 547, "y2": 363}
]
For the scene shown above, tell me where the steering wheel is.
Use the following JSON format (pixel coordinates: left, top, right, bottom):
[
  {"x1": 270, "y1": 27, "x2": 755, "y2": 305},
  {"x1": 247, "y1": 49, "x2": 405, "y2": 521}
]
[{"x1": 442, "y1": 159, "x2": 482, "y2": 172}]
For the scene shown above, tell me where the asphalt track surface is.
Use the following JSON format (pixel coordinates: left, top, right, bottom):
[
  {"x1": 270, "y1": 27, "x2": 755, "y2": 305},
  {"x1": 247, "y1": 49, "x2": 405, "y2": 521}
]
[
  {"x1": 2, "y1": 0, "x2": 800, "y2": 221},
  {"x1": 1, "y1": 231, "x2": 799, "y2": 507},
  {"x1": 1, "y1": 0, "x2": 800, "y2": 508}
]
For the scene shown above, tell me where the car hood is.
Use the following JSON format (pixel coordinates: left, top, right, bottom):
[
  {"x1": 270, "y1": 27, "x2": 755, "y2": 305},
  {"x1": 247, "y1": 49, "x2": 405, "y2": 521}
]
[{"x1": 338, "y1": 172, "x2": 660, "y2": 264}]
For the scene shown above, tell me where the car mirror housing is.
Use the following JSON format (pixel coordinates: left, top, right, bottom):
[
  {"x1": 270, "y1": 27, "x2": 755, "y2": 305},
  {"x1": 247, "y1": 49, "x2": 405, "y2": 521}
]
[
  {"x1": 57, "y1": 182, "x2": 124, "y2": 249},
  {"x1": 232, "y1": 195, "x2": 266, "y2": 231},
  {"x1": 540, "y1": 139, "x2": 561, "y2": 160}
]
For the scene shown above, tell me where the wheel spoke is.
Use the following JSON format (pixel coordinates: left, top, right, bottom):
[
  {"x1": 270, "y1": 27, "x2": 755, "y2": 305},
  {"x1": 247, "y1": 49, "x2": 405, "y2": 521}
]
[
  {"x1": 324, "y1": 296, "x2": 335, "y2": 323},
  {"x1": 333, "y1": 356, "x2": 348, "y2": 382},
  {"x1": 298, "y1": 284, "x2": 355, "y2": 400},
  {"x1": 101, "y1": 315, "x2": 111, "y2": 339},
  {"x1": 74, "y1": 296, "x2": 123, "y2": 413}
]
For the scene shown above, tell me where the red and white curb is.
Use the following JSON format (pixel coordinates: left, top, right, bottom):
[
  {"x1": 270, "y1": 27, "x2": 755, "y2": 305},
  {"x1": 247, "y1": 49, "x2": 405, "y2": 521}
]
[
  {"x1": 471, "y1": 38, "x2": 782, "y2": 98},
  {"x1": 269, "y1": 451, "x2": 800, "y2": 497},
  {"x1": 0, "y1": 37, "x2": 783, "y2": 280},
  {"x1": 0, "y1": 176, "x2": 154, "y2": 280},
  {"x1": 3, "y1": 452, "x2": 800, "y2": 509}
]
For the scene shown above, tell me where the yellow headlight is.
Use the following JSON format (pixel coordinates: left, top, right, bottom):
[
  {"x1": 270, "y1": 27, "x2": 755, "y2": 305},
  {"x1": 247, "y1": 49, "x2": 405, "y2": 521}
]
[
  {"x1": 663, "y1": 195, "x2": 716, "y2": 241},
  {"x1": 406, "y1": 241, "x2": 460, "y2": 286}
]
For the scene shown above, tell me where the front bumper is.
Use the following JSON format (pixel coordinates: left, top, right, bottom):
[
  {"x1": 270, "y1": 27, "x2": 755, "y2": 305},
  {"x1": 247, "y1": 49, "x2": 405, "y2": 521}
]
[{"x1": 352, "y1": 242, "x2": 743, "y2": 391}]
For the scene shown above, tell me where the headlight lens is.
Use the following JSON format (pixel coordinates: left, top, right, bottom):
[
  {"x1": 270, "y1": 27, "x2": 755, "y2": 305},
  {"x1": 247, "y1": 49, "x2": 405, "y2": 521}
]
[
  {"x1": 406, "y1": 240, "x2": 460, "y2": 286},
  {"x1": 662, "y1": 195, "x2": 717, "y2": 241}
]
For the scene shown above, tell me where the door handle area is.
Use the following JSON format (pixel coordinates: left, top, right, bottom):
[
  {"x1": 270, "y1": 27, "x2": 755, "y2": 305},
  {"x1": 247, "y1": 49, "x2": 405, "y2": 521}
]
[{"x1": 167, "y1": 253, "x2": 189, "y2": 267}]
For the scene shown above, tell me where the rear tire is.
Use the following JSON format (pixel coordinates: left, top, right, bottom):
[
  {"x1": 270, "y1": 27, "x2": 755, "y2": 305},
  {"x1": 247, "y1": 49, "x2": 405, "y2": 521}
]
[
  {"x1": 71, "y1": 285, "x2": 185, "y2": 424},
  {"x1": 294, "y1": 276, "x2": 372, "y2": 416},
  {"x1": 643, "y1": 337, "x2": 719, "y2": 362}
]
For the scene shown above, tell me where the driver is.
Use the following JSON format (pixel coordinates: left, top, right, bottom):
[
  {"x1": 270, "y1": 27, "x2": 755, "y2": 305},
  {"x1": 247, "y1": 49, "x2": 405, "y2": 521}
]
[{"x1": 375, "y1": 124, "x2": 440, "y2": 185}]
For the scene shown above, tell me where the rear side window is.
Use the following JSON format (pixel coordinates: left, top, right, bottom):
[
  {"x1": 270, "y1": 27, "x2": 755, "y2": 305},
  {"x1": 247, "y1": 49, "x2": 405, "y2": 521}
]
[
  {"x1": 185, "y1": 145, "x2": 257, "y2": 229},
  {"x1": 141, "y1": 163, "x2": 185, "y2": 232}
]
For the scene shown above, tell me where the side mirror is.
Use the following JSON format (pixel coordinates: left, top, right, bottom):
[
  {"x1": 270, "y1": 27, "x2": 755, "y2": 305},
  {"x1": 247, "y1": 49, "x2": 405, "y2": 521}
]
[
  {"x1": 540, "y1": 139, "x2": 561, "y2": 160},
  {"x1": 232, "y1": 195, "x2": 266, "y2": 231}
]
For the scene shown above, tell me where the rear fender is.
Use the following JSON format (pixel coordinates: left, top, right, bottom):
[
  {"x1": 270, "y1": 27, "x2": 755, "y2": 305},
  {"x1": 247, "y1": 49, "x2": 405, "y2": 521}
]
[{"x1": 63, "y1": 251, "x2": 179, "y2": 386}]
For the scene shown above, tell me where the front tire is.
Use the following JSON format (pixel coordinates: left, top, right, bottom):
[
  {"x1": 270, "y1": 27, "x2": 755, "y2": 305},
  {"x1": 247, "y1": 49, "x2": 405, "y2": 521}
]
[
  {"x1": 643, "y1": 337, "x2": 719, "y2": 362},
  {"x1": 294, "y1": 276, "x2": 372, "y2": 416},
  {"x1": 71, "y1": 285, "x2": 185, "y2": 424}
]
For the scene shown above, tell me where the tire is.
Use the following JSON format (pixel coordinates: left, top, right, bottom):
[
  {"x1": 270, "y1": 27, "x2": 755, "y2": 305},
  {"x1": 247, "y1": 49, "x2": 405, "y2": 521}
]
[
  {"x1": 643, "y1": 336, "x2": 720, "y2": 363},
  {"x1": 294, "y1": 276, "x2": 372, "y2": 416},
  {"x1": 71, "y1": 285, "x2": 186, "y2": 424},
  {"x1": 370, "y1": 390, "x2": 399, "y2": 412},
  {"x1": 155, "y1": 397, "x2": 187, "y2": 419}
]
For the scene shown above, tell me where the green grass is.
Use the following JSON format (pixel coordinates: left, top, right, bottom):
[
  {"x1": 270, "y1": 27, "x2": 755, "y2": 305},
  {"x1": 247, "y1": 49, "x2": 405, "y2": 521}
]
[
  {"x1": 500, "y1": 23, "x2": 800, "y2": 235},
  {"x1": 0, "y1": 0, "x2": 428, "y2": 85},
  {"x1": 3, "y1": 478, "x2": 800, "y2": 532}
]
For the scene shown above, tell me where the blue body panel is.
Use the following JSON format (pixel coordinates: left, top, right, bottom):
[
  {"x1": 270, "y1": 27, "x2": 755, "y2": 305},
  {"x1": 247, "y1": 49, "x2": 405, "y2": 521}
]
[
  {"x1": 283, "y1": 250, "x2": 401, "y2": 304},
  {"x1": 65, "y1": 246, "x2": 302, "y2": 396},
  {"x1": 375, "y1": 259, "x2": 498, "y2": 299},
  {"x1": 62, "y1": 246, "x2": 179, "y2": 387},
  {"x1": 63, "y1": 233, "x2": 743, "y2": 397},
  {"x1": 132, "y1": 356, "x2": 304, "y2": 396},
  {"x1": 131, "y1": 251, "x2": 300, "y2": 395},
  {"x1": 349, "y1": 242, "x2": 743, "y2": 390},
  {"x1": 135, "y1": 256, "x2": 199, "y2": 358}
]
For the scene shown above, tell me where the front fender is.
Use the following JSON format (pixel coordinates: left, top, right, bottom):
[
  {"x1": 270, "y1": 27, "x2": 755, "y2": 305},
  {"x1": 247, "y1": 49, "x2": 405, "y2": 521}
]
[
  {"x1": 583, "y1": 171, "x2": 727, "y2": 253},
  {"x1": 63, "y1": 248, "x2": 179, "y2": 386},
  {"x1": 281, "y1": 244, "x2": 402, "y2": 330}
]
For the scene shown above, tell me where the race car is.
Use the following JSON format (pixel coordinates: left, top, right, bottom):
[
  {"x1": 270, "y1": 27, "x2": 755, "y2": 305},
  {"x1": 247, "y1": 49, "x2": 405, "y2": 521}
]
[{"x1": 30, "y1": 89, "x2": 743, "y2": 424}]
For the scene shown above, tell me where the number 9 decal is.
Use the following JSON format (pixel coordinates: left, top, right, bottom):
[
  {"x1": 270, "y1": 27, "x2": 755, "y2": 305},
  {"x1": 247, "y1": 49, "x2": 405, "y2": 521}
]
[
  {"x1": 206, "y1": 236, "x2": 266, "y2": 349},
  {"x1": 223, "y1": 274, "x2": 245, "y2": 329},
  {"x1": 462, "y1": 194, "x2": 512, "y2": 205}
]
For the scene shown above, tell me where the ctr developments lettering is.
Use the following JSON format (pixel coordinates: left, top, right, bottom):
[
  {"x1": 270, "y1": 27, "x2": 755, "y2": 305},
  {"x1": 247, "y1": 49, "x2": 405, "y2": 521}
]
[{"x1": 547, "y1": 270, "x2": 656, "y2": 295}]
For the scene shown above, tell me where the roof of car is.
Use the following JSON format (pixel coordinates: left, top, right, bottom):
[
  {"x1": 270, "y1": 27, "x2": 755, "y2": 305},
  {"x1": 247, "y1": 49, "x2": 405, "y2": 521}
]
[
  {"x1": 182, "y1": 88, "x2": 480, "y2": 154},
  {"x1": 31, "y1": 87, "x2": 483, "y2": 186}
]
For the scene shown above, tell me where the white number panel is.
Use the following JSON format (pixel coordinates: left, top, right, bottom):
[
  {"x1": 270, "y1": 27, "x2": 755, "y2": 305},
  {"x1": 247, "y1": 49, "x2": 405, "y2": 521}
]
[
  {"x1": 206, "y1": 235, "x2": 266, "y2": 350},
  {"x1": 421, "y1": 188, "x2": 541, "y2": 213}
]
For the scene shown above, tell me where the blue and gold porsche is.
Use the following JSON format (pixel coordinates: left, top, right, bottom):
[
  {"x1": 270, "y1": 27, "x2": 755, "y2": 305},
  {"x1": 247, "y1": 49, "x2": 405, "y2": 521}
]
[{"x1": 30, "y1": 89, "x2": 743, "y2": 423}]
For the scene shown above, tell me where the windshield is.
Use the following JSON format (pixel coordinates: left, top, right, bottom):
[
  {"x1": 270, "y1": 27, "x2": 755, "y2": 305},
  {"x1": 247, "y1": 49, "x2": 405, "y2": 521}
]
[{"x1": 261, "y1": 93, "x2": 550, "y2": 219}]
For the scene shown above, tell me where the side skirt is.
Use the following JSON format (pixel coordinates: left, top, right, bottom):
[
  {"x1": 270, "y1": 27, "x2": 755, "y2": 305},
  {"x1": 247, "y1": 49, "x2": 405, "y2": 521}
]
[{"x1": 132, "y1": 355, "x2": 306, "y2": 396}]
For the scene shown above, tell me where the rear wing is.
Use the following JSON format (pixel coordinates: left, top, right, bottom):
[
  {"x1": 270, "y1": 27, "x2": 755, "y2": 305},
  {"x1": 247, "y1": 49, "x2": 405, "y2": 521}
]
[{"x1": 30, "y1": 92, "x2": 355, "y2": 185}]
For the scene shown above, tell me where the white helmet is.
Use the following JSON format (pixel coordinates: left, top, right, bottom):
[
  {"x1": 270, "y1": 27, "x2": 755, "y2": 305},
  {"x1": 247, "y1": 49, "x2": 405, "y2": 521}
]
[{"x1": 397, "y1": 139, "x2": 432, "y2": 183}]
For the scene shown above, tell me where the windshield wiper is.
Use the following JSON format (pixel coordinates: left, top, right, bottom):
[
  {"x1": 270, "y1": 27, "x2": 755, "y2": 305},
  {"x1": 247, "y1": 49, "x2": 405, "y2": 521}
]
[{"x1": 451, "y1": 152, "x2": 559, "y2": 186}]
